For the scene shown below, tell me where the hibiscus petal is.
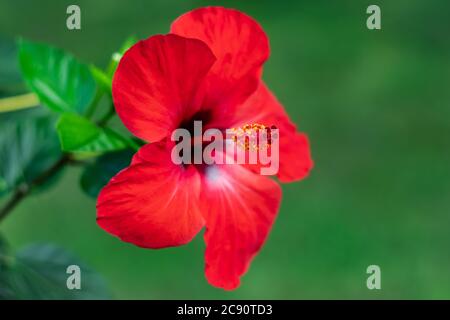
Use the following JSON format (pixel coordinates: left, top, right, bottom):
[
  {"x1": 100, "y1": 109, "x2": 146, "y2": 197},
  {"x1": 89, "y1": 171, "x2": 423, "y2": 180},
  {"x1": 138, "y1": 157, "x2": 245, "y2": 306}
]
[
  {"x1": 97, "y1": 143, "x2": 204, "y2": 248},
  {"x1": 231, "y1": 82, "x2": 314, "y2": 182},
  {"x1": 170, "y1": 6, "x2": 270, "y2": 118},
  {"x1": 200, "y1": 164, "x2": 282, "y2": 290},
  {"x1": 112, "y1": 34, "x2": 216, "y2": 142}
]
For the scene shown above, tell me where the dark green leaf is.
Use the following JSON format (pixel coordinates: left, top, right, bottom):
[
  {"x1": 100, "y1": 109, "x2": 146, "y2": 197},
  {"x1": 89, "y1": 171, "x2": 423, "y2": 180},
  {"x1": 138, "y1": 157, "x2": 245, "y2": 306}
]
[
  {"x1": 0, "y1": 36, "x2": 26, "y2": 97},
  {"x1": 0, "y1": 107, "x2": 62, "y2": 197},
  {"x1": 0, "y1": 233, "x2": 10, "y2": 271},
  {"x1": 0, "y1": 233, "x2": 9, "y2": 255},
  {"x1": 5, "y1": 243, "x2": 111, "y2": 299},
  {"x1": 0, "y1": 234, "x2": 14, "y2": 299},
  {"x1": 80, "y1": 149, "x2": 134, "y2": 198},
  {"x1": 18, "y1": 39, "x2": 96, "y2": 114}
]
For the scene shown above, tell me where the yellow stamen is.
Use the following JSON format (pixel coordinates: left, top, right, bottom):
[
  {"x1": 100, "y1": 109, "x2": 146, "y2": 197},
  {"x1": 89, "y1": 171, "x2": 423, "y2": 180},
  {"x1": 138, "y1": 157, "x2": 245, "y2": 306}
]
[{"x1": 230, "y1": 123, "x2": 275, "y2": 151}]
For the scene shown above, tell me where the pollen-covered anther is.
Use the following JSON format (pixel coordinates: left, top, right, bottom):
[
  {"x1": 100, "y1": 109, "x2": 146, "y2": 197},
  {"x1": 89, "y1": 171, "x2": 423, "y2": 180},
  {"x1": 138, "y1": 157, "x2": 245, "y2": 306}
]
[{"x1": 230, "y1": 123, "x2": 275, "y2": 151}]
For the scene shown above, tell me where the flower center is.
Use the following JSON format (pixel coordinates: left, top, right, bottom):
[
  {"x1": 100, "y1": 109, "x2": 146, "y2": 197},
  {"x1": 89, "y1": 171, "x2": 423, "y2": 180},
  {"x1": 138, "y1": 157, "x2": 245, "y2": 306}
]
[
  {"x1": 179, "y1": 109, "x2": 213, "y2": 137},
  {"x1": 172, "y1": 114, "x2": 277, "y2": 170}
]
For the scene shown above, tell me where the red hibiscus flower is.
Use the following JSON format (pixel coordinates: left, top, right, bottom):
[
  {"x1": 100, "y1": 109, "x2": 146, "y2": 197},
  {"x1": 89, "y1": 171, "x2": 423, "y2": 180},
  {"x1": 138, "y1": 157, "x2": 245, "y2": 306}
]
[{"x1": 97, "y1": 6, "x2": 313, "y2": 290}]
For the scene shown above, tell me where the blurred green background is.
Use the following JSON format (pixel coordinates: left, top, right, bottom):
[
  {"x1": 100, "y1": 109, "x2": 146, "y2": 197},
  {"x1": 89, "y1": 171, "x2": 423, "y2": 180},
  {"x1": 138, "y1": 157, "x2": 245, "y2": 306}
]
[{"x1": 1, "y1": 0, "x2": 450, "y2": 299}]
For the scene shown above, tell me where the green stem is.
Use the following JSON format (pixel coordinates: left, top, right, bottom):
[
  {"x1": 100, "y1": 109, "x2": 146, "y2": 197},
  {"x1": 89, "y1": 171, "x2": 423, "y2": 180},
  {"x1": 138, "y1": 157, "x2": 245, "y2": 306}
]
[
  {"x1": 0, "y1": 61, "x2": 120, "y2": 222},
  {"x1": 0, "y1": 93, "x2": 39, "y2": 113},
  {"x1": 0, "y1": 155, "x2": 70, "y2": 223},
  {"x1": 84, "y1": 88, "x2": 104, "y2": 119}
]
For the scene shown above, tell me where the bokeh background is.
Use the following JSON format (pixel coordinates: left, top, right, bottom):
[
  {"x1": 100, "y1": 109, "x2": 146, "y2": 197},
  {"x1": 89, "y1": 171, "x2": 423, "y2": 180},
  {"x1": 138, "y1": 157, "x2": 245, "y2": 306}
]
[{"x1": 1, "y1": 0, "x2": 450, "y2": 299}]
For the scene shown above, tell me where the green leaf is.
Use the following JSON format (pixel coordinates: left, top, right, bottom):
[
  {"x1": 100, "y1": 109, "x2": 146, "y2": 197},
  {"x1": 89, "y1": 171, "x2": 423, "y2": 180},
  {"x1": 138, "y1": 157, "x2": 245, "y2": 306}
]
[
  {"x1": 0, "y1": 233, "x2": 8, "y2": 254},
  {"x1": 0, "y1": 233, "x2": 10, "y2": 271},
  {"x1": 80, "y1": 149, "x2": 134, "y2": 198},
  {"x1": 56, "y1": 113, "x2": 129, "y2": 153},
  {"x1": 0, "y1": 36, "x2": 26, "y2": 97},
  {"x1": 0, "y1": 234, "x2": 15, "y2": 300},
  {"x1": 0, "y1": 107, "x2": 62, "y2": 197},
  {"x1": 18, "y1": 39, "x2": 96, "y2": 114},
  {"x1": 3, "y1": 243, "x2": 111, "y2": 300},
  {"x1": 90, "y1": 65, "x2": 112, "y2": 94}
]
